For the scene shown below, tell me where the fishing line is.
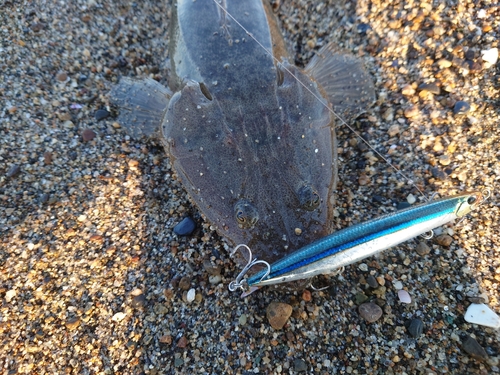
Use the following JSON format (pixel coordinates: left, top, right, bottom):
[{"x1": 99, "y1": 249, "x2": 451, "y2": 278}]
[{"x1": 211, "y1": 0, "x2": 428, "y2": 200}]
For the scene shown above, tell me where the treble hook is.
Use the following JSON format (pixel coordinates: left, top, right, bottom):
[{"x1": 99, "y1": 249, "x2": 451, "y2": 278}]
[{"x1": 228, "y1": 244, "x2": 271, "y2": 292}]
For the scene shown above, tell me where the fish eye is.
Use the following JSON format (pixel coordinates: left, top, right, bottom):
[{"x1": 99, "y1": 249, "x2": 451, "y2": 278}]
[
  {"x1": 234, "y1": 200, "x2": 259, "y2": 228},
  {"x1": 467, "y1": 195, "x2": 477, "y2": 205},
  {"x1": 298, "y1": 184, "x2": 320, "y2": 211}
]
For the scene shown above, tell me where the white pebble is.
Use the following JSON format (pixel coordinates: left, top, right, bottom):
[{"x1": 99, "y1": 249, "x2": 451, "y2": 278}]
[
  {"x1": 393, "y1": 280, "x2": 403, "y2": 290},
  {"x1": 112, "y1": 312, "x2": 127, "y2": 322},
  {"x1": 358, "y1": 263, "x2": 368, "y2": 272},
  {"x1": 5, "y1": 289, "x2": 16, "y2": 302},
  {"x1": 464, "y1": 303, "x2": 500, "y2": 328},
  {"x1": 187, "y1": 288, "x2": 196, "y2": 303},
  {"x1": 209, "y1": 274, "x2": 222, "y2": 284},
  {"x1": 481, "y1": 48, "x2": 498, "y2": 66},
  {"x1": 398, "y1": 289, "x2": 412, "y2": 304},
  {"x1": 406, "y1": 194, "x2": 416, "y2": 205},
  {"x1": 477, "y1": 9, "x2": 487, "y2": 19}
]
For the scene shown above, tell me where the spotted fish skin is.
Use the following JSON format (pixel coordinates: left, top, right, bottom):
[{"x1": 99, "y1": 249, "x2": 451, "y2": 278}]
[{"x1": 110, "y1": 0, "x2": 374, "y2": 264}]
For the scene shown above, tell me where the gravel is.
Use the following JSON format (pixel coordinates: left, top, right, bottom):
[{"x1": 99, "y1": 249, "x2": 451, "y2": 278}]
[{"x1": 1, "y1": 0, "x2": 499, "y2": 374}]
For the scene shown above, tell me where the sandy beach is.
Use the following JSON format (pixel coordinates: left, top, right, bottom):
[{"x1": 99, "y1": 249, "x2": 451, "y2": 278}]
[{"x1": 1, "y1": 0, "x2": 499, "y2": 374}]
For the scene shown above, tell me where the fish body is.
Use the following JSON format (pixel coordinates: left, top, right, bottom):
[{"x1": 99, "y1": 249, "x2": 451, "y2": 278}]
[
  {"x1": 110, "y1": 0, "x2": 374, "y2": 263},
  {"x1": 244, "y1": 192, "x2": 482, "y2": 288}
]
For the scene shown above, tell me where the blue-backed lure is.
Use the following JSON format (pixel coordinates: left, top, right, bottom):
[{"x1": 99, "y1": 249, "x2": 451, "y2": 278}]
[{"x1": 229, "y1": 191, "x2": 486, "y2": 293}]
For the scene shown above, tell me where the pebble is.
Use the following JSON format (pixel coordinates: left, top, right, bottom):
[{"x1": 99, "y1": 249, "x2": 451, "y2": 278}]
[
  {"x1": 177, "y1": 336, "x2": 188, "y2": 348},
  {"x1": 56, "y1": 71, "x2": 68, "y2": 82},
  {"x1": 302, "y1": 289, "x2": 312, "y2": 302},
  {"x1": 404, "y1": 105, "x2": 419, "y2": 118},
  {"x1": 94, "y1": 109, "x2": 110, "y2": 121},
  {"x1": 178, "y1": 276, "x2": 191, "y2": 291},
  {"x1": 437, "y1": 59, "x2": 452, "y2": 68},
  {"x1": 203, "y1": 260, "x2": 221, "y2": 275},
  {"x1": 358, "y1": 302, "x2": 383, "y2": 323},
  {"x1": 5, "y1": 289, "x2": 16, "y2": 302},
  {"x1": 266, "y1": 302, "x2": 293, "y2": 330},
  {"x1": 111, "y1": 312, "x2": 126, "y2": 322},
  {"x1": 464, "y1": 303, "x2": 500, "y2": 328},
  {"x1": 293, "y1": 359, "x2": 308, "y2": 372},
  {"x1": 238, "y1": 314, "x2": 247, "y2": 326},
  {"x1": 398, "y1": 289, "x2": 412, "y2": 304},
  {"x1": 461, "y1": 334, "x2": 488, "y2": 361},
  {"x1": 131, "y1": 294, "x2": 146, "y2": 308},
  {"x1": 481, "y1": 47, "x2": 498, "y2": 66},
  {"x1": 208, "y1": 274, "x2": 222, "y2": 284},
  {"x1": 6, "y1": 164, "x2": 21, "y2": 178},
  {"x1": 366, "y1": 275, "x2": 379, "y2": 288},
  {"x1": 65, "y1": 317, "x2": 81, "y2": 330},
  {"x1": 438, "y1": 154, "x2": 451, "y2": 166},
  {"x1": 355, "y1": 293, "x2": 369, "y2": 305},
  {"x1": 415, "y1": 242, "x2": 431, "y2": 256},
  {"x1": 435, "y1": 234, "x2": 453, "y2": 247},
  {"x1": 393, "y1": 280, "x2": 403, "y2": 290},
  {"x1": 430, "y1": 167, "x2": 448, "y2": 180},
  {"x1": 358, "y1": 263, "x2": 368, "y2": 272},
  {"x1": 159, "y1": 335, "x2": 172, "y2": 344},
  {"x1": 82, "y1": 128, "x2": 96, "y2": 142},
  {"x1": 407, "y1": 318, "x2": 424, "y2": 338},
  {"x1": 453, "y1": 101, "x2": 470, "y2": 115},
  {"x1": 418, "y1": 82, "x2": 440, "y2": 94},
  {"x1": 406, "y1": 194, "x2": 416, "y2": 205},
  {"x1": 401, "y1": 84, "x2": 415, "y2": 96},
  {"x1": 186, "y1": 288, "x2": 196, "y2": 303},
  {"x1": 173, "y1": 217, "x2": 196, "y2": 236},
  {"x1": 387, "y1": 124, "x2": 400, "y2": 137}
]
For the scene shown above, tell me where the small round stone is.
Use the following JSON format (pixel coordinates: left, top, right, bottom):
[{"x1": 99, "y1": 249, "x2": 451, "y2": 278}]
[
  {"x1": 358, "y1": 302, "x2": 383, "y2": 323},
  {"x1": 415, "y1": 241, "x2": 431, "y2": 256},
  {"x1": 131, "y1": 294, "x2": 146, "y2": 308},
  {"x1": 407, "y1": 318, "x2": 424, "y2": 338},
  {"x1": 293, "y1": 359, "x2": 308, "y2": 372},
  {"x1": 435, "y1": 234, "x2": 453, "y2": 247},
  {"x1": 266, "y1": 302, "x2": 293, "y2": 330},
  {"x1": 94, "y1": 109, "x2": 110, "y2": 121},
  {"x1": 454, "y1": 101, "x2": 470, "y2": 115},
  {"x1": 82, "y1": 128, "x2": 96, "y2": 142},
  {"x1": 173, "y1": 217, "x2": 196, "y2": 236},
  {"x1": 404, "y1": 105, "x2": 419, "y2": 118}
]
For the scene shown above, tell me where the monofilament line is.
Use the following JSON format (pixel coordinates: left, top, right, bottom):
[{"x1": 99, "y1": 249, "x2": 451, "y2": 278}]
[{"x1": 211, "y1": 0, "x2": 427, "y2": 200}]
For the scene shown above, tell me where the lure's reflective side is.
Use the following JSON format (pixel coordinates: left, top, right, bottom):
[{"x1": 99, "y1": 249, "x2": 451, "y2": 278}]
[{"x1": 243, "y1": 192, "x2": 482, "y2": 289}]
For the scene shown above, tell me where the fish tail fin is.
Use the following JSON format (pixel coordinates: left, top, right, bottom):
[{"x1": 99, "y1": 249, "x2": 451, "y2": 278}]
[
  {"x1": 109, "y1": 77, "x2": 172, "y2": 138},
  {"x1": 305, "y1": 43, "x2": 375, "y2": 123}
]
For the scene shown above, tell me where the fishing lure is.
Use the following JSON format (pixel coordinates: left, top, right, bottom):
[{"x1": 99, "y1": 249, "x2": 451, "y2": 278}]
[{"x1": 229, "y1": 191, "x2": 486, "y2": 293}]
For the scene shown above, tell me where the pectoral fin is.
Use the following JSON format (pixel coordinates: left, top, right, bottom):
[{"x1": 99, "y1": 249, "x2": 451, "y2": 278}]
[
  {"x1": 305, "y1": 43, "x2": 375, "y2": 123},
  {"x1": 110, "y1": 77, "x2": 173, "y2": 138}
]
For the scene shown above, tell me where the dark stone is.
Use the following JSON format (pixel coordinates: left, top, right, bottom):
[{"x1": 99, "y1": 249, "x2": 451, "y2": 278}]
[
  {"x1": 173, "y1": 217, "x2": 196, "y2": 236},
  {"x1": 94, "y1": 109, "x2": 109, "y2": 121},
  {"x1": 418, "y1": 82, "x2": 440, "y2": 94},
  {"x1": 366, "y1": 275, "x2": 379, "y2": 288},
  {"x1": 6, "y1": 164, "x2": 21, "y2": 178},
  {"x1": 430, "y1": 167, "x2": 447, "y2": 180},
  {"x1": 462, "y1": 334, "x2": 488, "y2": 361},
  {"x1": 407, "y1": 318, "x2": 424, "y2": 338},
  {"x1": 131, "y1": 294, "x2": 146, "y2": 308},
  {"x1": 454, "y1": 101, "x2": 470, "y2": 115},
  {"x1": 293, "y1": 359, "x2": 307, "y2": 372},
  {"x1": 357, "y1": 23, "x2": 371, "y2": 35}
]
